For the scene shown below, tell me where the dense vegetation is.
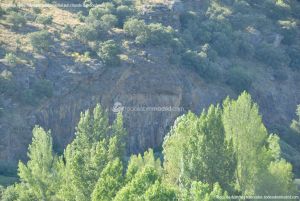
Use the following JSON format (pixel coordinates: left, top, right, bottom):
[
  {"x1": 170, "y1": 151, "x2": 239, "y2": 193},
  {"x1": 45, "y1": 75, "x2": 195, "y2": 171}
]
[
  {"x1": 0, "y1": 0, "x2": 300, "y2": 198},
  {"x1": 0, "y1": 93, "x2": 297, "y2": 200}
]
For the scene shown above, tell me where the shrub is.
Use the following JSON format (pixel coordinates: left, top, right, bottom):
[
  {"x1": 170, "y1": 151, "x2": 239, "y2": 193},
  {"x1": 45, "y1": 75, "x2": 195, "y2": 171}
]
[
  {"x1": 147, "y1": 23, "x2": 174, "y2": 46},
  {"x1": 124, "y1": 18, "x2": 149, "y2": 44},
  {"x1": 211, "y1": 32, "x2": 235, "y2": 57},
  {"x1": 4, "y1": 53, "x2": 18, "y2": 66},
  {"x1": 0, "y1": 7, "x2": 6, "y2": 18},
  {"x1": 0, "y1": 77, "x2": 17, "y2": 97},
  {"x1": 29, "y1": 31, "x2": 53, "y2": 52},
  {"x1": 35, "y1": 15, "x2": 53, "y2": 26},
  {"x1": 99, "y1": 14, "x2": 117, "y2": 31},
  {"x1": 77, "y1": 11, "x2": 85, "y2": 22},
  {"x1": 124, "y1": 18, "x2": 147, "y2": 37},
  {"x1": 287, "y1": 45, "x2": 300, "y2": 70},
  {"x1": 75, "y1": 24, "x2": 98, "y2": 42},
  {"x1": 181, "y1": 49, "x2": 219, "y2": 80},
  {"x1": 255, "y1": 43, "x2": 290, "y2": 69},
  {"x1": 98, "y1": 40, "x2": 121, "y2": 66},
  {"x1": 7, "y1": 12, "x2": 26, "y2": 30},
  {"x1": 116, "y1": 5, "x2": 133, "y2": 27},
  {"x1": 226, "y1": 67, "x2": 252, "y2": 93},
  {"x1": 32, "y1": 7, "x2": 41, "y2": 14},
  {"x1": 88, "y1": 3, "x2": 114, "y2": 20},
  {"x1": 33, "y1": 79, "x2": 53, "y2": 98}
]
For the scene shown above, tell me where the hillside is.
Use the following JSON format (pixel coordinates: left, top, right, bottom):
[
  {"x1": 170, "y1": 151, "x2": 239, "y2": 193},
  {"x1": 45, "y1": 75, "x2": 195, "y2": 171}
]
[{"x1": 0, "y1": 0, "x2": 300, "y2": 183}]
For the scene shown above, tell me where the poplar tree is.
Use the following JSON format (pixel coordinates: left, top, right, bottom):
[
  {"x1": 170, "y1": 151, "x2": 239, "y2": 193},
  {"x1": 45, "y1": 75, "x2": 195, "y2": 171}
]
[
  {"x1": 18, "y1": 126, "x2": 61, "y2": 200},
  {"x1": 163, "y1": 106, "x2": 236, "y2": 192}
]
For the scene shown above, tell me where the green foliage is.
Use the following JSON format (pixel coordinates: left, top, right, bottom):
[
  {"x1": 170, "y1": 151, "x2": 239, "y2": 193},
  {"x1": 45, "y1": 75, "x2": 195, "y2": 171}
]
[
  {"x1": 124, "y1": 18, "x2": 148, "y2": 44},
  {"x1": 75, "y1": 24, "x2": 98, "y2": 42},
  {"x1": 7, "y1": 12, "x2": 26, "y2": 30},
  {"x1": 181, "y1": 49, "x2": 219, "y2": 81},
  {"x1": 32, "y1": 7, "x2": 41, "y2": 14},
  {"x1": 211, "y1": 32, "x2": 235, "y2": 57},
  {"x1": 58, "y1": 104, "x2": 126, "y2": 201},
  {"x1": 2, "y1": 97, "x2": 297, "y2": 200},
  {"x1": 147, "y1": 23, "x2": 174, "y2": 46},
  {"x1": 29, "y1": 30, "x2": 53, "y2": 52},
  {"x1": 116, "y1": 5, "x2": 133, "y2": 27},
  {"x1": 33, "y1": 79, "x2": 53, "y2": 98},
  {"x1": 255, "y1": 43, "x2": 290, "y2": 69},
  {"x1": 291, "y1": 105, "x2": 300, "y2": 134},
  {"x1": 186, "y1": 182, "x2": 229, "y2": 201},
  {"x1": 92, "y1": 159, "x2": 124, "y2": 201},
  {"x1": 144, "y1": 181, "x2": 177, "y2": 201},
  {"x1": 99, "y1": 14, "x2": 118, "y2": 31},
  {"x1": 226, "y1": 67, "x2": 252, "y2": 94},
  {"x1": 16, "y1": 126, "x2": 61, "y2": 200},
  {"x1": 4, "y1": 53, "x2": 18, "y2": 66},
  {"x1": 88, "y1": 3, "x2": 115, "y2": 20},
  {"x1": 163, "y1": 106, "x2": 236, "y2": 192},
  {"x1": 114, "y1": 167, "x2": 160, "y2": 201},
  {"x1": 35, "y1": 15, "x2": 53, "y2": 26},
  {"x1": 222, "y1": 92, "x2": 296, "y2": 195},
  {"x1": 287, "y1": 45, "x2": 300, "y2": 70},
  {"x1": 0, "y1": 7, "x2": 6, "y2": 18},
  {"x1": 98, "y1": 40, "x2": 121, "y2": 66},
  {"x1": 76, "y1": 5, "x2": 117, "y2": 42}
]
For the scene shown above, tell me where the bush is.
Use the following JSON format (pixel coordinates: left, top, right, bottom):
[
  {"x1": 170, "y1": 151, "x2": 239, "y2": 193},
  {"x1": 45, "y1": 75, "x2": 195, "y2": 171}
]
[
  {"x1": 77, "y1": 11, "x2": 85, "y2": 22},
  {"x1": 287, "y1": 45, "x2": 300, "y2": 70},
  {"x1": 75, "y1": 24, "x2": 98, "y2": 42},
  {"x1": 0, "y1": 77, "x2": 16, "y2": 97},
  {"x1": 147, "y1": 23, "x2": 174, "y2": 46},
  {"x1": 98, "y1": 40, "x2": 121, "y2": 66},
  {"x1": 32, "y1": 7, "x2": 41, "y2": 14},
  {"x1": 0, "y1": 7, "x2": 6, "y2": 18},
  {"x1": 4, "y1": 53, "x2": 18, "y2": 66},
  {"x1": 88, "y1": 3, "x2": 114, "y2": 20},
  {"x1": 116, "y1": 5, "x2": 133, "y2": 27},
  {"x1": 211, "y1": 32, "x2": 235, "y2": 57},
  {"x1": 7, "y1": 12, "x2": 26, "y2": 30},
  {"x1": 33, "y1": 79, "x2": 53, "y2": 98},
  {"x1": 124, "y1": 18, "x2": 147, "y2": 37},
  {"x1": 35, "y1": 15, "x2": 53, "y2": 26},
  {"x1": 255, "y1": 43, "x2": 290, "y2": 69},
  {"x1": 29, "y1": 31, "x2": 53, "y2": 52},
  {"x1": 181, "y1": 49, "x2": 219, "y2": 80},
  {"x1": 99, "y1": 14, "x2": 117, "y2": 31},
  {"x1": 226, "y1": 67, "x2": 252, "y2": 93}
]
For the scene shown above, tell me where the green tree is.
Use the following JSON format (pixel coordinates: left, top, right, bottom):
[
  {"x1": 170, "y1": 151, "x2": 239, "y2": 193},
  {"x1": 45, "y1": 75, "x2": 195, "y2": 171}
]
[
  {"x1": 92, "y1": 159, "x2": 124, "y2": 201},
  {"x1": 58, "y1": 104, "x2": 127, "y2": 201},
  {"x1": 98, "y1": 40, "x2": 121, "y2": 66},
  {"x1": 144, "y1": 181, "x2": 177, "y2": 201},
  {"x1": 222, "y1": 92, "x2": 296, "y2": 196},
  {"x1": 125, "y1": 149, "x2": 162, "y2": 182},
  {"x1": 184, "y1": 181, "x2": 229, "y2": 201},
  {"x1": 17, "y1": 126, "x2": 61, "y2": 200},
  {"x1": 114, "y1": 167, "x2": 160, "y2": 201},
  {"x1": 163, "y1": 106, "x2": 236, "y2": 192}
]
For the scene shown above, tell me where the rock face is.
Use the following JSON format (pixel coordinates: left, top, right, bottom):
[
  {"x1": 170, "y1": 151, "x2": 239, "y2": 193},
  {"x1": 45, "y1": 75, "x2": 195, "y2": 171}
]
[
  {"x1": 2, "y1": 45, "x2": 300, "y2": 166},
  {"x1": 33, "y1": 49, "x2": 232, "y2": 155}
]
